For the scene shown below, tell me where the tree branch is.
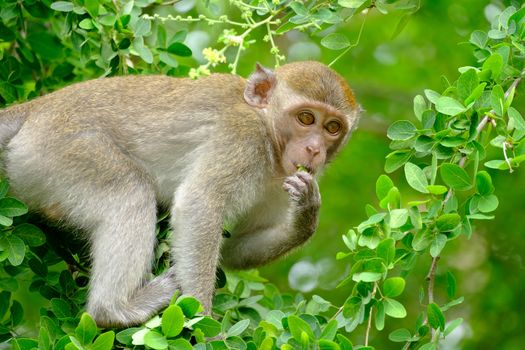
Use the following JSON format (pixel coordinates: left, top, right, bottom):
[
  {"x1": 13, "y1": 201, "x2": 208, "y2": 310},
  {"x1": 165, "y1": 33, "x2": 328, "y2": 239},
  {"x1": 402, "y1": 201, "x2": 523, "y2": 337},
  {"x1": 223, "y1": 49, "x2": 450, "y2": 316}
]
[{"x1": 426, "y1": 256, "x2": 440, "y2": 304}]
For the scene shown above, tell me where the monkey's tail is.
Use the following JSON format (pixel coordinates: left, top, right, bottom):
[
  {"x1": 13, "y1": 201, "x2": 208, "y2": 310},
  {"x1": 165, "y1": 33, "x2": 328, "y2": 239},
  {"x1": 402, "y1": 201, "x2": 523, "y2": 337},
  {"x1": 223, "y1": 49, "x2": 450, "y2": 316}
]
[{"x1": 0, "y1": 103, "x2": 28, "y2": 146}]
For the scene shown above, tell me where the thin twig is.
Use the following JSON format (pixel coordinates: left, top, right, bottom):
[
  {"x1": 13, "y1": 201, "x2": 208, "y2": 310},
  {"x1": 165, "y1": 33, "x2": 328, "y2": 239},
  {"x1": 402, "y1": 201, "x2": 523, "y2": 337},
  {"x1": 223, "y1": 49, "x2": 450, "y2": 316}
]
[
  {"x1": 503, "y1": 141, "x2": 514, "y2": 173},
  {"x1": 364, "y1": 283, "x2": 378, "y2": 346},
  {"x1": 426, "y1": 256, "x2": 440, "y2": 304}
]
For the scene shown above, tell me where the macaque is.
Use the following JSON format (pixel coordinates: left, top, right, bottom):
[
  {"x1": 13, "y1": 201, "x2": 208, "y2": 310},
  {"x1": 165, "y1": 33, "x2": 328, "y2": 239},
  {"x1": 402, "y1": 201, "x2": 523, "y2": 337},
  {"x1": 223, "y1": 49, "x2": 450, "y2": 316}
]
[{"x1": 0, "y1": 61, "x2": 359, "y2": 327}]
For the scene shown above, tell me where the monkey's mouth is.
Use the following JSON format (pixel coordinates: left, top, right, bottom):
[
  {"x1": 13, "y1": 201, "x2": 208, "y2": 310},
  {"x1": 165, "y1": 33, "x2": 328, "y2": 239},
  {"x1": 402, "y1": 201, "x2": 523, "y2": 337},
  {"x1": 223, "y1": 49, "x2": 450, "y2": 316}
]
[{"x1": 295, "y1": 163, "x2": 313, "y2": 174}]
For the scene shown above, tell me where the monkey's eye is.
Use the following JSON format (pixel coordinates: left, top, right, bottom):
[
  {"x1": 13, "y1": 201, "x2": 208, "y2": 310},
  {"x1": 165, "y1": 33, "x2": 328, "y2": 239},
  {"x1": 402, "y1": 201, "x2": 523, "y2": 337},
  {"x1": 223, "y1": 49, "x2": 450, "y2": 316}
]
[
  {"x1": 325, "y1": 120, "x2": 342, "y2": 135},
  {"x1": 297, "y1": 111, "x2": 315, "y2": 125}
]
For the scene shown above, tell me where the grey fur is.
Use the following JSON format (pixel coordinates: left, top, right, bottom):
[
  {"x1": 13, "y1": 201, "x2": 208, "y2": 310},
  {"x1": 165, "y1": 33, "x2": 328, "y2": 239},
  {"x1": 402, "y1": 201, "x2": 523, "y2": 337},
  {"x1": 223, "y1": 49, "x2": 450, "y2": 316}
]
[{"x1": 0, "y1": 61, "x2": 359, "y2": 326}]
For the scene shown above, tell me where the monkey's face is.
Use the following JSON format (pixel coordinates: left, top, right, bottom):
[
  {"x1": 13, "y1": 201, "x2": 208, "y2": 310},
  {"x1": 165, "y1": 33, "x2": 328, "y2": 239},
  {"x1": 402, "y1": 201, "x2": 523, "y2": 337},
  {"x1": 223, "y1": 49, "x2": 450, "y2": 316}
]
[{"x1": 277, "y1": 102, "x2": 349, "y2": 176}]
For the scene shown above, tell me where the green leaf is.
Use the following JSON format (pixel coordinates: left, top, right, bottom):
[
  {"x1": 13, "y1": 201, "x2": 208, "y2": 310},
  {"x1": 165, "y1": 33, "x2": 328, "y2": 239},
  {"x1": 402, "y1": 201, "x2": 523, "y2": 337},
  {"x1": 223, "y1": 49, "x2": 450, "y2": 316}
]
[
  {"x1": 338, "y1": 0, "x2": 367, "y2": 8},
  {"x1": 375, "y1": 300, "x2": 385, "y2": 331},
  {"x1": 387, "y1": 120, "x2": 417, "y2": 140},
  {"x1": 320, "y1": 33, "x2": 351, "y2": 50},
  {"x1": 404, "y1": 162, "x2": 429, "y2": 193},
  {"x1": 475, "y1": 171, "x2": 494, "y2": 195},
  {"x1": 91, "y1": 331, "x2": 115, "y2": 350},
  {"x1": 10, "y1": 300, "x2": 23, "y2": 326},
  {"x1": 457, "y1": 69, "x2": 479, "y2": 103},
  {"x1": 482, "y1": 53, "x2": 503, "y2": 80},
  {"x1": 389, "y1": 209, "x2": 409, "y2": 229},
  {"x1": 75, "y1": 313, "x2": 97, "y2": 345},
  {"x1": 50, "y1": 1, "x2": 74, "y2": 12},
  {"x1": 380, "y1": 187, "x2": 400, "y2": 210},
  {"x1": 427, "y1": 303, "x2": 445, "y2": 330},
  {"x1": 352, "y1": 272, "x2": 382, "y2": 283},
  {"x1": 143, "y1": 330, "x2": 168, "y2": 350},
  {"x1": 413, "y1": 95, "x2": 426, "y2": 121},
  {"x1": 375, "y1": 175, "x2": 394, "y2": 201},
  {"x1": 50, "y1": 298, "x2": 72, "y2": 319},
  {"x1": 436, "y1": 213, "x2": 461, "y2": 231},
  {"x1": 478, "y1": 194, "x2": 499, "y2": 212},
  {"x1": 0, "y1": 197, "x2": 28, "y2": 217},
  {"x1": 415, "y1": 135, "x2": 434, "y2": 153},
  {"x1": 440, "y1": 163, "x2": 472, "y2": 191},
  {"x1": 490, "y1": 84, "x2": 505, "y2": 116},
  {"x1": 0, "y1": 83, "x2": 17, "y2": 104},
  {"x1": 226, "y1": 319, "x2": 250, "y2": 338},
  {"x1": 167, "y1": 42, "x2": 192, "y2": 57},
  {"x1": 444, "y1": 318, "x2": 463, "y2": 337},
  {"x1": 193, "y1": 317, "x2": 221, "y2": 337},
  {"x1": 13, "y1": 224, "x2": 45, "y2": 247},
  {"x1": 383, "y1": 298, "x2": 407, "y2": 318},
  {"x1": 133, "y1": 18, "x2": 151, "y2": 37},
  {"x1": 98, "y1": 14, "x2": 116, "y2": 26},
  {"x1": 287, "y1": 315, "x2": 314, "y2": 341},
  {"x1": 435, "y1": 96, "x2": 466, "y2": 116},
  {"x1": 84, "y1": 0, "x2": 99, "y2": 16},
  {"x1": 357, "y1": 212, "x2": 386, "y2": 232},
  {"x1": 176, "y1": 296, "x2": 202, "y2": 318},
  {"x1": 383, "y1": 277, "x2": 405, "y2": 298},
  {"x1": 508, "y1": 107, "x2": 525, "y2": 131},
  {"x1": 79, "y1": 18, "x2": 94, "y2": 30},
  {"x1": 161, "y1": 305, "x2": 184, "y2": 338},
  {"x1": 388, "y1": 328, "x2": 412, "y2": 342},
  {"x1": 133, "y1": 37, "x2": 153, "y2": 64},
  {"x1": 430, "y1": 234, "x2": 447, "y2": 257},
  {"x1": 2, "y1": 235, "x2": 25, "y2": 266},
  {"x1": 320, "y1": 319, "x2": 338, "y2": 340},
  {"x1": 426, "y1": 185, "x2": 448, "y2": 195},
  {"x1": 412, "y1": 229, "x2": 433, "y2": 251},
  {"x1": 385, "y1": 150, "x2": 412, "y2": 173},
  {"x1": 376, "y1": 238, "x2": 395, "y2": 265},
  {"x1": 0, "y1": 215, "x2": 13, "y2": 227},
  {"x1": 167, "y1": 338, "x2": 192, "y2": 350},
  {"x1": 466, "y1": 82, "x2": 487, "y2": 106},
  {"x1": 289, "y1": 1, "x2": 308, "y2": 15},
  {"x1": 116, "y1": 327, "x2": 141, "y2": 346},
  {"x1": 170, "y1": 30, "x2": 188, "y2": 44},
  {"x1": 159, "y1": 53, "x2": 179, "y2": 68},
  {"x1": 470, "y1": 30, "x2": 487, "y2": 48},
  {"x1": 318, "y1": 339, "x2": 340, "y2": 350}
]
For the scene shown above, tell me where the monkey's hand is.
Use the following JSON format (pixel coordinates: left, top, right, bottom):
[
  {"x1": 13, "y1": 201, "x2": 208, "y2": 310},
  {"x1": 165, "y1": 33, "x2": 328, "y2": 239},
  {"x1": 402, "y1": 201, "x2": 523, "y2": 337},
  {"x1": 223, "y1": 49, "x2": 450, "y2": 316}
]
[
  {"x1": 283, "y1": 171, "x2": 321, "y2": 207},
  {"x1": 283, "y1": 171, "x2": 321, "y2": 237}
]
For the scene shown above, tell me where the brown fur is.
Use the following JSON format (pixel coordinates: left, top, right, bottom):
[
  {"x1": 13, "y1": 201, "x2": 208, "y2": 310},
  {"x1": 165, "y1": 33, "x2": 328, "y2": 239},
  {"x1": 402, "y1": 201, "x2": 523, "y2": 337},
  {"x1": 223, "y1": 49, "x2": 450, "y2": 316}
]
[{"x1": 0, "y1": 62, "x2": 359, "y2": 326}]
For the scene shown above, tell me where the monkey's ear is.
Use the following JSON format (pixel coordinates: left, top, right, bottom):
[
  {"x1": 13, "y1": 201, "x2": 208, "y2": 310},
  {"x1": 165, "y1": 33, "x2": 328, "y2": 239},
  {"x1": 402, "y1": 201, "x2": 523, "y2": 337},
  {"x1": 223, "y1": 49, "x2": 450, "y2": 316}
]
[{"x1": 244, "y1": 63, "x2": 276, "y2": 108}]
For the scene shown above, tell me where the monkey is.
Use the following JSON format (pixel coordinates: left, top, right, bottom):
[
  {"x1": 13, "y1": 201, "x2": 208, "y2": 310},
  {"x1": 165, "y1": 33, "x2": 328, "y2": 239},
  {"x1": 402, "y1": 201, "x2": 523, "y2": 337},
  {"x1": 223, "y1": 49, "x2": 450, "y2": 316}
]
[{"x1": 0, "y1": 61, "x2": 359, "y2": 327}]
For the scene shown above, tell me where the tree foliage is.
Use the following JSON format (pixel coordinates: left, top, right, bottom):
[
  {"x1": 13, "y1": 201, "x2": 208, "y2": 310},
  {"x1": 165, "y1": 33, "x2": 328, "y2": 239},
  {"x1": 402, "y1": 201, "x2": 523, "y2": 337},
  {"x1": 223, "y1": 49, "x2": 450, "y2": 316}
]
[{"x1": 1, "y1": 1, "x2": 525, "y2": 349}]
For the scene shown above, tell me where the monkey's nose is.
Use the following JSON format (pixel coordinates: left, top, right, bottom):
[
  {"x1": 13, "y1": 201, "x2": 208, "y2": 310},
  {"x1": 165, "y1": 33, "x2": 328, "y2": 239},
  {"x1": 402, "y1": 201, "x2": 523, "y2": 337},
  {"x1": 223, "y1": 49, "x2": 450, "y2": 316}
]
[{"x1": 306, "y1": 145, "x2": 320, "y2": 156}]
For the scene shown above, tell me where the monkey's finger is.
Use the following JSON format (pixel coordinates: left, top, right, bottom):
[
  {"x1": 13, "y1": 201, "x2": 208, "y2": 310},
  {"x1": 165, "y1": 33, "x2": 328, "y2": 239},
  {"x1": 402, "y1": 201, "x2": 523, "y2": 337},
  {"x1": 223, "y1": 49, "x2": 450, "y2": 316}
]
[
  {"x1": 283, "y1": 182, "x2": 302, "y2": 200},
  {"x1": 295, "y1": 171, "x2": 314, "y2": 183}
]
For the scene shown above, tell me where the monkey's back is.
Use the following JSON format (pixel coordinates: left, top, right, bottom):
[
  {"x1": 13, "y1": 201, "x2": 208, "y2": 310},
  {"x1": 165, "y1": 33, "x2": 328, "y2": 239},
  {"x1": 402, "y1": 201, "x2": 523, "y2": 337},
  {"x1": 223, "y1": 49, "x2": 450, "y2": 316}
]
[{"x1": 2, "y1": 73, "x2": 273, "y2": 211}]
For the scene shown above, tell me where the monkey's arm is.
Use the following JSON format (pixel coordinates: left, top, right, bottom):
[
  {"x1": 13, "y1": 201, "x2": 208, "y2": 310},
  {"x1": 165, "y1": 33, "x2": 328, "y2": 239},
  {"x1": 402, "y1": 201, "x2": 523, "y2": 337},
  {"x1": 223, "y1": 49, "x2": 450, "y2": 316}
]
[{"x1": 221, "y1": 171, "x2": 320, "y2": 269}]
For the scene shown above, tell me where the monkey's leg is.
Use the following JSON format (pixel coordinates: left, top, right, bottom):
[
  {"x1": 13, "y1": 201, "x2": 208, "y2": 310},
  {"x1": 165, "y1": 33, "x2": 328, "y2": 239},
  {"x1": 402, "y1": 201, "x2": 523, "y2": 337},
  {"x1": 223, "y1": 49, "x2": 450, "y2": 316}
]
[
  {"x1": 82, "y1": 154, "x2": 178, "y2": 327},
  {"x1": 7, "y1": 132, "x2": 177, "y2": 327},
  {"x1": 170, "y1": 182, "x2": 225, "y2": 314}
]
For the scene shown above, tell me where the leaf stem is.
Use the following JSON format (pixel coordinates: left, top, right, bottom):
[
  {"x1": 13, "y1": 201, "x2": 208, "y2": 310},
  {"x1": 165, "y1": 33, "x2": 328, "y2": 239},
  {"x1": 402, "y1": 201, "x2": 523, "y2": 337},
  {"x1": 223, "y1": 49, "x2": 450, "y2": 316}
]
[
  {"x1": 503, "y1": 141, "x2": 514, "y2": 173},
  {"x1": 328, "y1": 10, "x2": 368, "y2": 67},
  {"x1": 364, "y1": 283, "x2": 378, "y2": 346}
]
